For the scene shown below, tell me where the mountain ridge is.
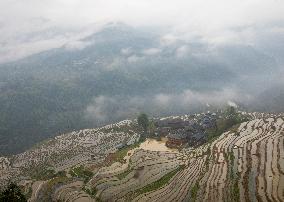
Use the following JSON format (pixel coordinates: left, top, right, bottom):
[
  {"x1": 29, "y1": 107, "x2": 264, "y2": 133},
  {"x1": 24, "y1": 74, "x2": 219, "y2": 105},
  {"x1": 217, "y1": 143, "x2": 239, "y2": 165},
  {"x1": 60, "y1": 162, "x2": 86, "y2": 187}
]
[{"x1": 0, "y1": 23, "x2": 283, "y2": 156}]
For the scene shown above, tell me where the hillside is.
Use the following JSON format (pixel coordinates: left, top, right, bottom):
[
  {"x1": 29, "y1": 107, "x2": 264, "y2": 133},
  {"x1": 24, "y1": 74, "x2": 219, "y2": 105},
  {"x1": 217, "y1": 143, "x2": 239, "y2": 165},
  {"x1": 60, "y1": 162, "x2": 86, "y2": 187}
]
[
  {"x1": 0, "y1": 23, "x2": 283, "y2": 155},
  {"x1": 0, "y1": 111, "x2": 283, "y2": 201}
]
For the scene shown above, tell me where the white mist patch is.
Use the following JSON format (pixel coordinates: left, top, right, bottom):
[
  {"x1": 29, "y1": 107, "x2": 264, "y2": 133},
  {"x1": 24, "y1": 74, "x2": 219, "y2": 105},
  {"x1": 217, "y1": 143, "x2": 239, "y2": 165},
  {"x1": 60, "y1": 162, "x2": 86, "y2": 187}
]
[
  {"x1": 64, "y1": 40, "x2": 92, "y2": 51},
  {"x1": 176, "y1": 45, "x2": 189, "y2": 58},
  {"x1": 84, "y1": 88, "x2": 250, "y2": 125},
  {"x1": 127, "y1": 55, "x2": 144, "y2": 63},
  {"x1": 228, "y1": 101, "x2": 238, "y2": 108},
  {"x1": 142, "y1": 48, "x2": 161, "y2": 56},
  {"x1": 121, "y1": 47, "x2": 133, "y2": 55}
]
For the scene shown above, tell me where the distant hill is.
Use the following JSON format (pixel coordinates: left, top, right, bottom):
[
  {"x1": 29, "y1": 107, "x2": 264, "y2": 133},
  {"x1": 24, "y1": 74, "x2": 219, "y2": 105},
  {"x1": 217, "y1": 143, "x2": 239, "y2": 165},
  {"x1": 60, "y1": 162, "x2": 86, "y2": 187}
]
[{"x1": 0, "y1": 23, "x2": 282, "y2": 155}]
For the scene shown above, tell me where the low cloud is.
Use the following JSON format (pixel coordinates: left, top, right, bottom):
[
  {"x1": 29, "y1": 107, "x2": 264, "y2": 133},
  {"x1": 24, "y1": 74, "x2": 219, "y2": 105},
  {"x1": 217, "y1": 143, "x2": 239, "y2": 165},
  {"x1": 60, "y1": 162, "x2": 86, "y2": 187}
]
[
  {"x1": 142, "y1": 48, "x2": 161, "y2": 56},
  {"x1": 85, "y1": 96, "x2": 110, "y2": 122},
  {"x1": 127, "y1": 55, "x2": 144, "y2": 63},
  {"x1": 121, "y1": 47, "x2": 133, "y2": 55},
  {"x1": 0, "y1": 26, "x2": 96, "y2": 63},
  {"x1": 0, "y1": 37, "x2": 67, "y2": 63},
  {"x1": 64, "y1": 40, "x2": 93, "y2": 51},
  {"x1": 160, "y1": 34, "x2": 178, "y2": 46},
  {"x1": 175, "y1": 45, "x2": 189, "y2": 58},
  {"x1": 85, "y1": 88, "x2": 251, "y2": 124},
  {"x1": 0, "y1": 0, "x2": 283, "y2": 63}
]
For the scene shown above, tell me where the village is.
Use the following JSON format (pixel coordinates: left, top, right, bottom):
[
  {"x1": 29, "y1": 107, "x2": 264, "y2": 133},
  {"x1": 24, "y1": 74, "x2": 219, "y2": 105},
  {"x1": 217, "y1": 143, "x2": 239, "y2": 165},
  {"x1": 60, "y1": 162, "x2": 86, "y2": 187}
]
[
  {"x1": 1, "y1": 111, "x2": 282, "y2": 202},
  {"x1": 152, "y1": 112, "x2": 218, "y2": 148}
]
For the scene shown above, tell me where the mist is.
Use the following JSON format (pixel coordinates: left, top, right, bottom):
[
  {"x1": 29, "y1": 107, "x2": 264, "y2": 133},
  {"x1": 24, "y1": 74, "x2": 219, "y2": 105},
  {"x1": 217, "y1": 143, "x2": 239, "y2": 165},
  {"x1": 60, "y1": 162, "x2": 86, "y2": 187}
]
[
  {"x1": 1, "y1": 0, "x2": 284, "y2": 62},
  {"x1": 0, "y1": 0, "x2": 283, "y2": 155}
]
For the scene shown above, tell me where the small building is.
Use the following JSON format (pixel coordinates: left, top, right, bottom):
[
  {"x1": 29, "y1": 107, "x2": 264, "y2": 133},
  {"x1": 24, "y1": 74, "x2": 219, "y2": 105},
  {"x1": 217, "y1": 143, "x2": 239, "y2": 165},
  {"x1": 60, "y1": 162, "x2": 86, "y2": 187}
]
[
  {"x1": 166, "y1": 133, "x2": 187, "y2": 148},
  {"x1": 167, "y1": 118, "x2": 185, "y2": 129},
  {"x1": 116, "y1": 142, "x2": 126, "y2": 150},
  {"x1": 154, "y1": 119, "x2": 169, "y2": 128},
  {"x1": 155, "y1": 127, "x2": 170, "y2": 136},
  {"x1": 185, "y1": 121, "x2": 200, "y2": 132},
  {"x1": 201, "y1": 116, "x2": 216, "y2": 129},
  {"x1": 187, "y1": 132, "x2": 206, "y2": 146},
  {"x1": 155, "y1": 118, "x2": 186, "y2": 129}
]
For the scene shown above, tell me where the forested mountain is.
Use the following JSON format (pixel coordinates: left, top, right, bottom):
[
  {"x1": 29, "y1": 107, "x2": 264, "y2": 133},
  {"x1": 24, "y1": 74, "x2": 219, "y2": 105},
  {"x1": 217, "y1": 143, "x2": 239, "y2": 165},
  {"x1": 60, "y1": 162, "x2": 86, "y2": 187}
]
[{"x1": 0, "y1": 23, "x2": 283, "y2": 155}]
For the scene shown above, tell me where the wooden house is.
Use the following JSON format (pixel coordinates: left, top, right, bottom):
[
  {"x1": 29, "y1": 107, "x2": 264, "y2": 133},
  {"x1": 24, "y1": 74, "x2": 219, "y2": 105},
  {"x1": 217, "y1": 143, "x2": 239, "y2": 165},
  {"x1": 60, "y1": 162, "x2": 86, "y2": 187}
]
[{"x1": 166, "y1": 133, "x2": 187, "y2": 148}]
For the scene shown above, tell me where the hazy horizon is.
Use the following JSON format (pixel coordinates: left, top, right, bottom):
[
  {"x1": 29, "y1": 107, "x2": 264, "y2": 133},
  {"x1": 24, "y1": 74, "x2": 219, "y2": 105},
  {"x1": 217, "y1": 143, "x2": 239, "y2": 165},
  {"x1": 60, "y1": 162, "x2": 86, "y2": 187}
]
[{"x1": 1, "y1": 0, "x2": 284, "y2": 63}]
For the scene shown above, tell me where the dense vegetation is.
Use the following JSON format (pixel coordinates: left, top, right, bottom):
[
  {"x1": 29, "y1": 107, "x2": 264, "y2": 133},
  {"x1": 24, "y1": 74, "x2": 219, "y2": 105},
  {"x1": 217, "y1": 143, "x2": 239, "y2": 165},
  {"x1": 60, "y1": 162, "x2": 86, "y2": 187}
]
[
  {"x1": 108, "y1": 141, "x2": 142, "y2": 164},
  {"x1": 206, "y1": 107, "x2": 249, "y2": 141},
  {"x1": 31, "y1": 168, "x2": 66, "y2": 181},
  {"x1": 0, "y1": 183, "x2": 26, "y2": 202},
  {"x1": 137, "y1": 113, "x2": 149, "y2": 139},
  {"x1": 69, "y1": 165, "x2": 94, "y2": 183},
  {"x1": 39, "y1": 176, "x2": 72, "y2": 201}
]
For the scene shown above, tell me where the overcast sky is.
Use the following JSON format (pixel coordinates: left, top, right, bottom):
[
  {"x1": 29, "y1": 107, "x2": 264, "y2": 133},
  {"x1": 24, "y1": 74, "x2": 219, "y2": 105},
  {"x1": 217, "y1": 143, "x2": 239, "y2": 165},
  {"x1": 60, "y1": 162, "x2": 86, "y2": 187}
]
[{"x1": 0, "y1": 0, "x2": 284, "y2": 62}]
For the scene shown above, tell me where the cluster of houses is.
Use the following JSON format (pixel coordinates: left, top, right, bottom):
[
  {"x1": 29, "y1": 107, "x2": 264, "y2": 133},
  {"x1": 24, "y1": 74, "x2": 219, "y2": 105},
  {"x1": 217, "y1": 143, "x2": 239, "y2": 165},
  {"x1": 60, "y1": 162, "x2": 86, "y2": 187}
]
[{"x1": 153, "y1": 113, "x2": 217, "y2": 148}]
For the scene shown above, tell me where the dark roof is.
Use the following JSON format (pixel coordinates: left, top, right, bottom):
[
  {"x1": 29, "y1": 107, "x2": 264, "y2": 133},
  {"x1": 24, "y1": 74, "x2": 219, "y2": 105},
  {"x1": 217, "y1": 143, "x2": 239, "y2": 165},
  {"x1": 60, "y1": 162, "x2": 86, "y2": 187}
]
[
  {"x1": 167, "y1": 132, "x2": 187, "y2": 140},
  {"x1": 168, "y1": 118, "x2": 183, "y2": 123}
]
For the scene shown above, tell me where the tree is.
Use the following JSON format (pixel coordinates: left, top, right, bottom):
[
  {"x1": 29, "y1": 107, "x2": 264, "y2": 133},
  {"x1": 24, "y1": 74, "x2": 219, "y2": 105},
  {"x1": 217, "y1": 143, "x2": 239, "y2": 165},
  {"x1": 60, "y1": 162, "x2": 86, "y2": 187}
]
[
  {"x1": 226, "y1": 106, "x2": 236, "y2": 116},
  {"x1": 137, "y1": 113, "x2": 149, "y2": 133},
  {"x1": 148, "y1": 120, "x2": 156, "y2": 136},
  {"x1": 0, "y1": 183, "x2": 27, "y2": 202}
]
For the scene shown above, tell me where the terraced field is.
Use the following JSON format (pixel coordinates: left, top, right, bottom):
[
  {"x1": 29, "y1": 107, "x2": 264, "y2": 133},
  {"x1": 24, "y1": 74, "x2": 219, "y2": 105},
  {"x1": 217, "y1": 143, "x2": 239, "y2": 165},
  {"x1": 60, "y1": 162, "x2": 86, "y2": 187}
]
[
  {"x1": 0, "y1": 112, "x2": 283, "y2": 202},
  {"x1": 89, "y1": 116, "x2": 284, "y2": 202},
  {"x1": 0, "y1": 120, "x2": 140, "y2": 189}
]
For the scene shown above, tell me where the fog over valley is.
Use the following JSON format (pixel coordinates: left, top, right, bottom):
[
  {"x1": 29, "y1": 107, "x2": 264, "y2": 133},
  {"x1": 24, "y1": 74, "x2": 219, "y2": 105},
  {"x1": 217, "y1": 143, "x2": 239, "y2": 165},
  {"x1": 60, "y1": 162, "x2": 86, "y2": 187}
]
[{"x1": 0, "y1": 0, "x2": 283, "y2": 154}]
